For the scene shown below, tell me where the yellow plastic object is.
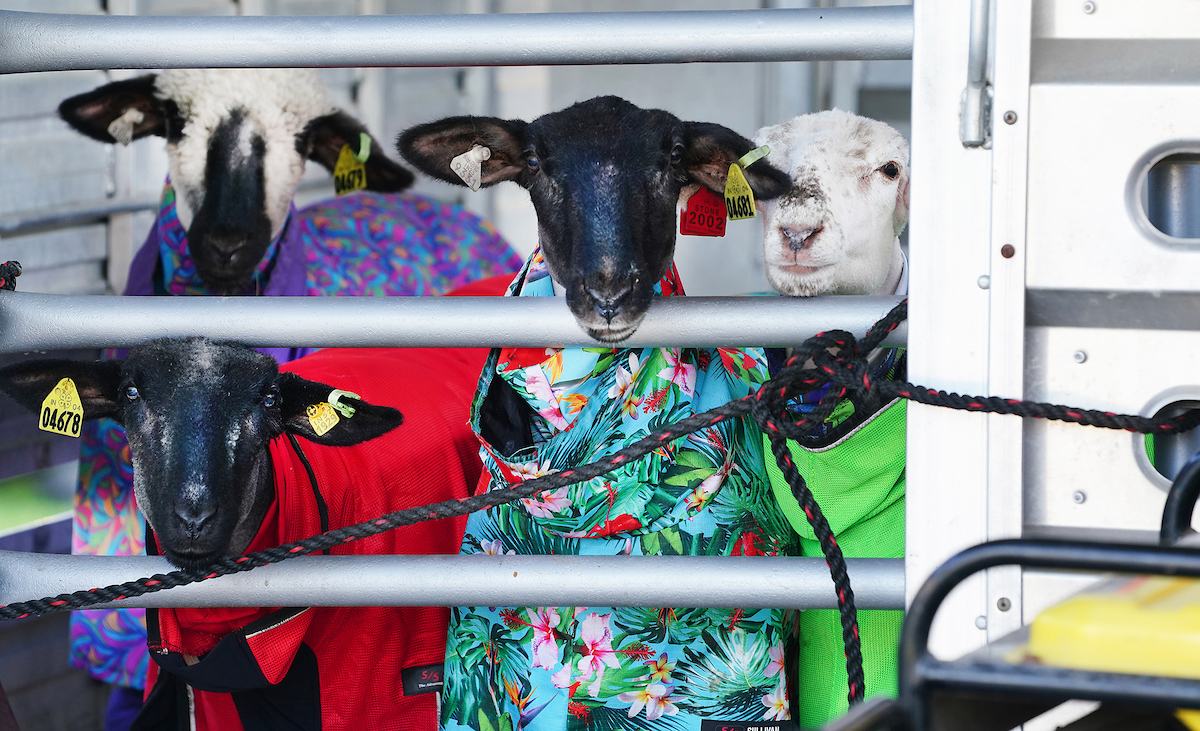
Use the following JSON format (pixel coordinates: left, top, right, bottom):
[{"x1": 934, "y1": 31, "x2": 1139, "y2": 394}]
[
  {"x1": 1028, "y1": 575, "x2": 1200, "y2": 679},
  {"x1": 1177, "y1": 709, "x2": 1200, "y2": 730}
]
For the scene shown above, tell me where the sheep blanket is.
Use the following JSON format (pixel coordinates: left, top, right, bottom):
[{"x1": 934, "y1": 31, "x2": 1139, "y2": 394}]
[
  {"x1": 134, "y1": 346, "x2": 486, "y2": 731},
  {"x1": 441, "y1": 248, "x2": 802, "y2": 731},
  {"x1": 71, "y1": 180, "x2": 521, "y2": 690}
]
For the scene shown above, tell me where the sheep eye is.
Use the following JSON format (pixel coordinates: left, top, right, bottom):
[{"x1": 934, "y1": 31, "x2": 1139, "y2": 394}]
[
  {"x1": 880, "y1": 162, "x2": 901, "y2": 180},
  {"x1": 125, "y1": 386, "x2": 139, "y2": 401},
  {"x1": 263, "y1": 393, "x2": 277, "y2": 408},
  {"x1": 526, "y1": 154, "x2": 540, "y2": 172},
  {"x1": 669, "y1": 145, "x2": 684, "y2": 165}
]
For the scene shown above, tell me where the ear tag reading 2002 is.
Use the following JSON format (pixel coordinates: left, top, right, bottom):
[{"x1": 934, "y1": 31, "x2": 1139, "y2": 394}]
[
  {"x1": 680, "y1": 185, "x2": 727, "y2": 237},
  {"x1": 450, "y1": 145, "x2": 492, "y2": 192},
  {"x1": 307, "y1": 402, "x2": 340, "y2": 437},
  {"x1": 724, "y1": 144, "x2": 770, "y2": 221},
  {"x1": 40, "y1": 378, "x2": 84, "y2": 438},
  {"x1": 334, "y1": 132, "x2": 372, "y2": 196}
]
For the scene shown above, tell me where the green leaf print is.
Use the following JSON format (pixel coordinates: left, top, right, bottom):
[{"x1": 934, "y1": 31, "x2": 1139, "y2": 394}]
[
  {"x1": 674, "y1": 628, "x2": 779, "y2": 717},
  {"x1": 572, "y1": 703, "x2": 689, "y2": 731},
  {"x1": 478, "y1": 709, "x2": 497, "y2": 731}
]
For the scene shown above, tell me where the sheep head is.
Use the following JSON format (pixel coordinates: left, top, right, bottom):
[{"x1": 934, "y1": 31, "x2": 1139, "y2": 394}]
[
  {"x1": 398, "y1": 96, "x2": 791, "y2": 342},
  {"x1": 59, "y1": 70, "x2": 414, "y2": 294},
  {"x1": 0, "y1": 340, "x2": 402, "y2": 570},
  {"x1": 754, "y1": 110, "x2": 910, "y2": 297}
]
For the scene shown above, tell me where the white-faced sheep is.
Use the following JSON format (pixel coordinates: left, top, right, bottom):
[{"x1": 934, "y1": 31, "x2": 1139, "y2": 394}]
[
  {"x1": 398, "y1": 98, "x2": 807, "y2": 731},
  {"x1": 754, "y1": 109, "x2": 910, "y2": 728},
  {"x1": 0, "y1": 340, "x2": 489, "y2": 730}
]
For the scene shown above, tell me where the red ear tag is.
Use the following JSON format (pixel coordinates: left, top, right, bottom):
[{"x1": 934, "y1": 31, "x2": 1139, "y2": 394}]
[{"x1": 679, "y1": 186, "x2": 727, "y2": 237}]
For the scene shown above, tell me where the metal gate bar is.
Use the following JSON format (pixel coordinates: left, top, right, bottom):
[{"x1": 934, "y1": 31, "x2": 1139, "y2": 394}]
[
  {"x1": 0, "y1": 551, "x2": 905, "y2": 609},
  {"x1": 0, "y1": 6, "x2": 913, "y2": 74},
  {"x1": 0, "y1": 292, "x2": 907, "y2": 352}
]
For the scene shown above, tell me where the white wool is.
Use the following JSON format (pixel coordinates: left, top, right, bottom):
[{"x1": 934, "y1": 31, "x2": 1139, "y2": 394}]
[
  {"x1": 754, "y1": 109, "x2": 910, "y2": 297},
  {"x1": 153, "y1": 69, "x2": 338, "y2": 236}
]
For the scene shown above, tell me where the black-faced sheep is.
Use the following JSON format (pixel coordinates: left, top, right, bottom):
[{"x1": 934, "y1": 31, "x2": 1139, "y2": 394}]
[{"x1": 0, "y1": 340, "x2": 488, "y2": 730}]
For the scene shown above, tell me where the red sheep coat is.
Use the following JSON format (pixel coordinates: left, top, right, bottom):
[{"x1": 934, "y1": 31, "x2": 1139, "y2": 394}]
[{"x1": 135, "y1": 345, "x2": 489, "y2": 731}]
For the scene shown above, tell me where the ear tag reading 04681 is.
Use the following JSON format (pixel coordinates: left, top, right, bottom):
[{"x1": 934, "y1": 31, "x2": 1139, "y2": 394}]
[
  {"x1": 307, "y1": 402, "x2": 340, "y2": 437},
  {"x1": 333, "y1": 132, "x2": 372, "y2": 196},
  {"x1": 450, "y1": 145, "x2": 492, "y2": 192},
  {"x1": 724, "y1": 145, "x2": 771, "y2": 221},
  {"x1": 40, "y1": 377, "x2": 84, "y2": 438},
  {"x1": 679, "y1": 185, "x2": 727, "y2": 237}
]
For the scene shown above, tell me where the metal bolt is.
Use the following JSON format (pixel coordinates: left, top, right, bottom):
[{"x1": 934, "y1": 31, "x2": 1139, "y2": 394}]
[
  {"x1": 1073, "y1": 490, "x2": 1087, "y2": 504},
  {"x1": 996, "y1": 597, "x2": 1012, "y2": 612},
  {"x1": 1001, "y1": 244, "x2": 1016, "y2": 258},
  {"x1": 1002, "y1": 110, "x2": 1018, "y2": 125},
  {"x1": 977, "y1": 275, "x2": 991, "y2": 289},
  {"x1": 974, "y1": 615, "x2": 988, "y2": 630},
  {"x1": 1073, "y1": 350, "x2": 1087, "y2": 364},
  {"x1": 1083, "y1": 0, "x2": 1096, "y2": 13}
]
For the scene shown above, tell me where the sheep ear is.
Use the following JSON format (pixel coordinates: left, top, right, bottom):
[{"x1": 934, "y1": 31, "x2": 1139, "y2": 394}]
[
  {"x1": 0, "y1": 359, "x2": 123, "y2": 422},
  {"x1": 303, "y1": 111, "x2": 414, "y2": 193},
  {"x1": 58, "y1": 75, "x2": 166, "y2": 145},
  {"x1": 682, "y1": 122, "x2": 793, "y2": 201},
  {"x1": 278, "y1": 372, "x2": 403, "y2": 446},
  {"x1": 397, "y1": 116, "x2": 528, "y2": 188}
]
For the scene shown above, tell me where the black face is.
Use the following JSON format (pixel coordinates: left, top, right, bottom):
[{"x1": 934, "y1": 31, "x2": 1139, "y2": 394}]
[
  {"x1": 398, "y1": 96, "x2": 792, "y2": 342},
  {"x1": 0, "y1": 338, "x2": 404, "y2": 570}
]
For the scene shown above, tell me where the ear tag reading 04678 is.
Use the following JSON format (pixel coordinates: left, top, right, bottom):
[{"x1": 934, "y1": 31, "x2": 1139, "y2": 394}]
[
  {"x1": 679, "y1": 185, "x2": 727, "y2": 237},
  {"x1": 724, "y1": 145, "x2": 771, "y2": 221},
  {"x1": 450, "y1": 145, "x2": 492, "y2": 192},
  {"x1": 307, "y1": 402, "x2": 340, "y2": 437},
  {"x1": 333, "y1": 132, "x2": 371, "y2": 196},
  {"x1": 40, "y1": 377, "x2": 84, "y2": 438}
]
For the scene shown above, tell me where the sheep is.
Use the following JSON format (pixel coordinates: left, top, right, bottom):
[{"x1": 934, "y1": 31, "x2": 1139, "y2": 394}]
[
  {"x1": 399, "y1": 95, "x2": 792, "y2": 341},
  {"x1": 752, "y1": 110, "x2": 910, "y2": 729},
  {"x1": 0, "y1": 339, "x2": 489, "y2": 730},
  {"x1": 59, "y1": 69, "x2": 522, "y2": 297},
  {"x1": 754, "y1": 108, "x2": 909, "y2": 299},
  {"x1": 398, "y1": 98, "x2": 806, "y2": 731}
]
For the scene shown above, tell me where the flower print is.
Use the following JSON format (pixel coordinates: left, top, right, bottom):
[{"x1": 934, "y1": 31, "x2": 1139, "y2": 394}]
[
  {"x1": 618, "y1": 683, "x2": 680, "y2": 721},
  {"x1": 527, "y1": 607, "x2": 563, "y2": 670},
  {"x1": 765, "y1": 644, "x2": 784, "y2": 679},
  {"x1": 576, "y1": 613, "x2": 622, "y2": 693},
  {"x1": 551, "y1": 663, "x2": 574, "y2": 689},
  {"x1": 510, "y1": 460, "x2": 559, "y2": 481},
  {"x1": 762, "y1": 679, "x2": 789, "y2": 721},
  {"x1": 639, "y1": 653, "x2": 676, "y2": 684},
  {"x1": 656, "y1": 348, "x2": 697, "y2": 396},
  {"x1": 480, "y1": 539, "x2": 515, "y2": 556},
  {"x1": 607, "y1": 353, "x2": 643, "y2": 418},
  {"x1": 520, "y1": 487, "x2": 572, "y2": 518},
  {"x1": 584, "y1": 514, "x2": 643, "y2": 538},
  {"x1": 560, "y1": 392, "x2": 588, "y2": 415},
  {"x1": 522, "y1": 367, "x2": 570, "y2": 429}
]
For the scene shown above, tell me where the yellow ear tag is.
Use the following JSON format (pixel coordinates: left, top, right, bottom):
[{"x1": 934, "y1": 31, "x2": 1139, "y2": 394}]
[
  {"x1": 333, "y1": 132, "x2": 371, "y2": 196},
  {"x1": 724, "y1": 145, "x2": 770, "y2": 221},
  {"x1": 306, "y1": 402, "x2": 340, "y2": 436},
  {"x1": 40, "y1": 377, "x2": 84, "y2": 438}
]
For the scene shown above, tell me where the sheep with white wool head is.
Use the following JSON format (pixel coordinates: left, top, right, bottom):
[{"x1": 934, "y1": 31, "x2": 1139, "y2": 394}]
[
  {"x1": 754, "y1": 109, "x2": 910, "y2": 298},
  {"x1": 58, "y1": 68, "x2": 414, "y2": 292}
]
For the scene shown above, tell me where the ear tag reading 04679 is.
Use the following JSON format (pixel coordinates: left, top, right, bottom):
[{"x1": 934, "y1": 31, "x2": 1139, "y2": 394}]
[
  {"x1": 307, "y1": 402, "x2": 340, "y2": 437},
  {"x1": 679, "y1": 185, "x2": 727, "y2": 237},
  {"x1": 724, "y1": 145, "x2": 771, "y2": 221},
  {"x1": 40, "y1": 377, "x2": 84, "y2": 438},
  {"x1": 450, "y1": 145, "x2": 492, "y2": 192},
  {"x1": 333, "y1": 132, "x2": 372, "y2": 196}
]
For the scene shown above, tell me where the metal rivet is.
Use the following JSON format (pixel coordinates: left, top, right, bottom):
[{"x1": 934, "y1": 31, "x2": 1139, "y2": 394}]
[
  {"x1": 1073, "y1": 490, "x2": 1087, "y2": 504},
  {"x1": 1001, "y1": 244, "x2": 1015, "y2": 258},
  {"x1": 977, "y1": 275, "x2": 991, "y2": 289},
  {"x1": 1002, "y1": 110, "x2": 1018, "y2": 125},
  {"x1": 1073, "y1": 350, "x2": 1087, "y2": 364},
  {"x1": 996, "y1": 597, "x2": 1012, "y2": 612},
  {"x1": 1083, "y1": 0, "x2": 1096, "y2": 13},
  {"x1": 974, "y1": 615, "x2": 988, "y2": 630}
]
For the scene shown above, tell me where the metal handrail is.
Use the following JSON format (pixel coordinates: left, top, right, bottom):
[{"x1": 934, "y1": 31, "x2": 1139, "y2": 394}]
[
  {"x1": 0, "y1": 552, "x2": 906, "y2": 610},
  {"x1": 0, "y1": 6, "x2": 913, "y2": 74},
  {"x1": 0, "y1": 292, "x2": 907, "y2": 353}
]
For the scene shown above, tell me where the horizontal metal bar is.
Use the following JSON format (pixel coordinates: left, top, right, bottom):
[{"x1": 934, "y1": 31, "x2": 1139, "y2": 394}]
[
  {"x1": 0, "y1": 7, "x2": 913, "y2": 74},
  {"x1": 0, "y1": 197, "x2": 158, "y2": 238},
  {"x1": 0, "y1": 551, "x2": 905, "y2": 609},
  {"x1": 0, "y1": 292, "x2": 906, "y2": 352}
]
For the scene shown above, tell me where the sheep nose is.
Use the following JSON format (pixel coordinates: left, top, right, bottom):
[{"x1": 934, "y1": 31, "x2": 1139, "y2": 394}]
[
  {"x1": 780, "y1": 226, "x2": 820, "y2": 252},
  {"x1": 587, "y1": 286, "x2": 632, "y2": 324},
  {"x1": 174, "y1": 500, "x2": 216, "y2": 538}
]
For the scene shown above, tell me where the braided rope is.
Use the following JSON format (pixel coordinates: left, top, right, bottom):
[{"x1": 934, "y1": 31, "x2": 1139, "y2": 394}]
[{"x1": 3, "y1": 298, "x2": 1197, "y2": 710}]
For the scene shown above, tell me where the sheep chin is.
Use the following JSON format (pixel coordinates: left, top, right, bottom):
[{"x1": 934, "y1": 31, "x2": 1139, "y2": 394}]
[{"x1": 585, "y1": 319, "x2": 644, "y2": 344}]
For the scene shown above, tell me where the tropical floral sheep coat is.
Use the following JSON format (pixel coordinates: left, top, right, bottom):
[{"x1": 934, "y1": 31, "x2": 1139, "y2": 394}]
[{"x1": 442, "y1": 248, "x2": 801, "y2": 731}]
